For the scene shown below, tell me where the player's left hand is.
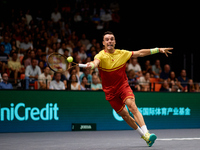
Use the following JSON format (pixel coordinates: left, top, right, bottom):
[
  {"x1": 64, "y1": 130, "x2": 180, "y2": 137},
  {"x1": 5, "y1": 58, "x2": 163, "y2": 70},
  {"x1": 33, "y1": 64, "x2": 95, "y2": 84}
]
[{"x1": 159, "y1": 48, "x2": 173, "y2": 57}]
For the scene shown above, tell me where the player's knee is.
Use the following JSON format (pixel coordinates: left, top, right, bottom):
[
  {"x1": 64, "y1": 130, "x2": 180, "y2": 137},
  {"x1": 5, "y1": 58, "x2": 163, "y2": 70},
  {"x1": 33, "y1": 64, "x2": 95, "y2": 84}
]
[
  {"x1": 128, "y1": 103, "x2": 138, "y2": 115},
  {"x1": 121, "y1": 114, "x2": 130, "y2": 121}
]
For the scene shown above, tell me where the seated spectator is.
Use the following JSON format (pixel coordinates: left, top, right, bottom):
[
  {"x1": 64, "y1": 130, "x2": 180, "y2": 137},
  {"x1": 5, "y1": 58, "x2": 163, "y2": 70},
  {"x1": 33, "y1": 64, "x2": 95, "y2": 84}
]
[
  {"x1": 78, "y1": 45, "x2": 87, "y2": 62},
  {"x1": 80, "y1": 34, "x2": 90, "y2": 48},
  {"x1": 8, "y1": 52, "x2": 24, "y2": 84},
  {"x1": 142, "y1": 60, "x2": 153, "y2": 77},
  {"x1": 1, "y1": 36, "x2": 12, "y2": 55},
  {"x1": 19, "y1": 36, "x2": 33, "y2": 54},
  {"x1": 79, "y1": 68, "x2": 92, "y2": 83},
  {"x1": 38, "y1": 66, "x2": 52, "y2": 89},
  {"x1": 80, "y1": 76, "x2": 90, "y2": 90},
  {"x1": 49, "y1": 72, "x2": 65, "y2": 90},
  {"x1": 25, "y1": 58, "x2": 41, "y2": 89},
  {"x1": 0, "y1": 44, "x2": 9, "y2": 73},
  {"x1": 160, "y1": 80, "x2": 170, "y2": 92},
  {"x1": 24, "y1": 50, "x2": 38, "y2": 68},
  {"x1": 91, "y1": 74, "x2": 102, "y2": 91},
  {"x1": 38, "y1": 61, "x2": 44, "y2": 73},
  {"x1": 138, "y1": 72, "x2": 150, "y2": 91},
  {"x1": 178, "y1": 69, "x2": 189, "y2": 92},
  {"x1": 0, "y1": 72, "x2": 13, "y2": 89},
  {"x1": 127, "y1": 57, "x2": 142, "y2": 77},
  {"x1": 167, "y1": 71, "x2": 181, "y2": 92},
  {"x1": 35, "y1": 48, "x2": 43, "y2": 62},
  {"x1": 160, "y1": 64, "x2": 171, "y2": 81},
  {"x1": 58, "y1": 42, "x2": 66, "y2": 55},
  {"x1": 69, "y1": 74, "x2": 81, "y2": 90},
  {"x1": 152, "y1": 59, "x2": 162, "y2": 78},
  {"x1": 52, "y1": 73, "x2": 67, "y2": 89},
  {"x1": 127, "y1": 69, "x2": 140, "y2": 91}
]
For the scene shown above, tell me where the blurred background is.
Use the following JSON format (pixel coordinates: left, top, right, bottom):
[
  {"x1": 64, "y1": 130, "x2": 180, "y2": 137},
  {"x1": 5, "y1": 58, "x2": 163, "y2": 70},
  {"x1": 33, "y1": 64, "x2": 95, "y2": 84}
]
[{"x1": 0, "y1": 0, "x2": 199, "y2": 91}]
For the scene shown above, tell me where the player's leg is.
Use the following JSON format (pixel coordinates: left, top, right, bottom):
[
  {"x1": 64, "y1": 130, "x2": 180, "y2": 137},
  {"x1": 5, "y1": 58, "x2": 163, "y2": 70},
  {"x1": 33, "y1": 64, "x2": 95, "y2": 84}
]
[
  {"x1": 118, "y1": 106, "x2": 138, "y2": 130},
  {"x1": 118, "y1": 106, "x2": 144, "y2": 137},
  {"x1": 125, "y1": 98, "x2": 146, "y2": 130},
  {"x1": 108, "y1": 98, "x2": 144, "y2": 137},
  {"x1": 125, "y1": 98, "x2": 157, "y2": 147}
]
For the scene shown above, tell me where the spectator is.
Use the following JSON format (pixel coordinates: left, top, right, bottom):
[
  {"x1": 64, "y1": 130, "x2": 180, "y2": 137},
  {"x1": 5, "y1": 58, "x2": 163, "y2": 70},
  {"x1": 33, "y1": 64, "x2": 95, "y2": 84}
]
[
  {"x1": 1, "y1": 36, "x2": 12, "y2": 55},
  {"x1": 51, "y1": 7, "x2": 61, "y2": 28},
  {"x1": 8, "y1": 52, "x2": 24, "y2": 84},
  {"x1": 38, "y1": 61, "x2": 44, "y2": 73},
  {"x1": 79, "y1": 68, "x2": 92, "y2": 83},
  {"x1": 0, "y1": 44, "x2": 9, "y2": 73},
  {"x1": 78, "y1": 45, "x2": 87, "y2": 62},
  {"x1": 101, "y1": 9, "x2": 112, "y2": 29},
  {"x1": 142, "y1": 60, "x2": 153, "y2": 77},
  {"x1": 80, "y1": 76, "x2": 90, "y2": 90},
  {"x1": 80, "y1": 34, "x2": 90, "y2": 47},
  {"x1": 25, "y1": 9, "x2": 32, "y2": 25},
  {"x1": 25, "y1": 58, "x2": 41, "y2": 89},
  {"x1": 167, "y1": 71, "x2": 181, "y2": 92},
  {"x1": 138, "y1": 72, "x2": 150, "y2": 91},
  {"x1": 127, "y1": 57, "x2": 142, "y2": 77},
  {"x1": 0, "y1": 72, "x2": 13, "y2": 89},
  {"x1": 58, "y1": 42, "x2": 66, "y2": 55},
  {"x1": 69, "y1": 74, "x2": 81, "y2": 90},
  {"x1": 91, "y1": 74, "x2": 102, "y2": 90},
  {"x1": 160, "y1": 80, "x2": 170, "y2": 92},
  {"x1": 63, "y1": 49, "x2": 70, "y2": 57},
  {"x1": 74, "y1": 12, "x2": 82, "y2": 22},
  {"x1": 178, "y1": 69, "x2": 189, "y2": 92},
  {"x1": 19, "y1": 36, "x2": 33, "y2": 53},
  {"x1": 160, "y1": 64, "x2": 171, "y2": 81},
  {"x1": 52, "y1": 73, "x2": 67, "y2": 89},
  {"x1": 127, "y1": 69, "x2": 140, "y2": 91},
  {"x1": 38, "y1": 66, "x2": 52, "y2": 89},
  {"x1": 24, "y1": 50, "x2": 38, "y2": 68},
  {"x1": 152, "y1": 59, "x2": 162, "y2": 78},
  {"x1": 49, "y1": 72, "x2": 65, "y2": 90},
  {"x1": 188, "y1": 79, "x2": 200, "y2": 92}
]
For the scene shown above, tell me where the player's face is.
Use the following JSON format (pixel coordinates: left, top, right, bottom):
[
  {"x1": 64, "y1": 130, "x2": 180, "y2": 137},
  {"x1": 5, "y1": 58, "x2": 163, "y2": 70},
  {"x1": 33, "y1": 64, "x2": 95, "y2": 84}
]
[{"x1": 103, "y1": 34, "x2": 116, "y2": 51}]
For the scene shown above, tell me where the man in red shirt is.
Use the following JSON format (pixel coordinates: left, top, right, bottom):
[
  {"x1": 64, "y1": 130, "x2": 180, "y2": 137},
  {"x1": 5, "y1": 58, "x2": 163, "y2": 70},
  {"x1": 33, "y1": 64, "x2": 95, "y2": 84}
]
[{"x1": 86, "y1": 31, "x2": 173, "y2": 147}]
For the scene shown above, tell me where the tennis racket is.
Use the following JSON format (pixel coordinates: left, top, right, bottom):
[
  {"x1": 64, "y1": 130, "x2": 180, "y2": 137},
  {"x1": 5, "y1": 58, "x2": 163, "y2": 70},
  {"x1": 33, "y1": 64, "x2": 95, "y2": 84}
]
[{"x1": 47, "y1": 53, "x2": 87, "y2": 73}]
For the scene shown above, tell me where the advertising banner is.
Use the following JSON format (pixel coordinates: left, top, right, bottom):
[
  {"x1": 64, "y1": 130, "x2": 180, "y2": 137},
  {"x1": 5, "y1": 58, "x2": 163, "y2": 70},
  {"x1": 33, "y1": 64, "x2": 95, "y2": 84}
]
[{"x1": 0, "y1": 91, "x2": 200, "y2": 132}]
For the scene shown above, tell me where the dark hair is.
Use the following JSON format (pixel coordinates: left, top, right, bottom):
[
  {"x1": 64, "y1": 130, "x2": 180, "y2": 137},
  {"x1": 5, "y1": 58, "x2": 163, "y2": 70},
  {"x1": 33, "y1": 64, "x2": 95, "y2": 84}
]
[
  {"x1": 69, "y1": 74, "x2": 78, "y2": 82},
  {"x1": 103, "y1": 31, "x2": 114, "y2": 39},
  {"x1": 54, "y1": 72, "x2": 61, "y2": 76},
  {"x1": 31, "y1": 58, "x2": 37, "y2": 63},
  {"x1": 81, "y1": 76, "x2": 87, "y2": 81}
]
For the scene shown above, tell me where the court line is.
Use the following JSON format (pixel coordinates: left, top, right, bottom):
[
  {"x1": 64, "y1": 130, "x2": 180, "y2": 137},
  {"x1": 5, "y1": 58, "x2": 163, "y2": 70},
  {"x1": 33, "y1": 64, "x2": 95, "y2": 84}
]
[{"x1": 157, "y1": 138, "x2": 200, "y2": 141}]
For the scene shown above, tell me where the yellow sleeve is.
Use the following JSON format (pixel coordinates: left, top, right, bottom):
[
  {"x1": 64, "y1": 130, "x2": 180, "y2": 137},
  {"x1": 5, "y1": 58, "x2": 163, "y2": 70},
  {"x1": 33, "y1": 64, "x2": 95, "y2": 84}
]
[
  {"x1": 121, "y1": 50, "x2": 133, "y2": 62},
  {"x1": 94, "y1": 51, "x2": 103, "y2": 62}
]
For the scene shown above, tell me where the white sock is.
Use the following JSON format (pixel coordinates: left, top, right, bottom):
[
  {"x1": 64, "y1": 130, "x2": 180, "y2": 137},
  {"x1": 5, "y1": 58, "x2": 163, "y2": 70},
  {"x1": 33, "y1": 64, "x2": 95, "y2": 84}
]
[
  {"x1": 141, "y1": 125, "x2": 148, "y2": 135},
  {"x1": 136, "y1": 127, "x2": 145, "y2": 137}
]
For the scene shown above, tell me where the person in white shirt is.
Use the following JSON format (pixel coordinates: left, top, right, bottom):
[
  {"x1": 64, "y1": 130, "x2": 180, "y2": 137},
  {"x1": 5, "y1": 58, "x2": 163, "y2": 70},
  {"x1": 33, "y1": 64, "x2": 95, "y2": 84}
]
[
  {"x1": 70, "y1": 74, "x2": 81, "y2": 90},
  {"x1": 38, "y1": 66, "x2": 52, "y2": 89},
  {"x1": 49, "y1": 72, "x2": 65, "y2": 90},
  {"x1": 51, "y1": 7, "x2": 61, "y2": 23},
  {"x1": 25, "y1": 59, "x2": 41, "y2": 89},
  {"x1": 127, "y1": 57, "x2": 142, "y2": 77}
]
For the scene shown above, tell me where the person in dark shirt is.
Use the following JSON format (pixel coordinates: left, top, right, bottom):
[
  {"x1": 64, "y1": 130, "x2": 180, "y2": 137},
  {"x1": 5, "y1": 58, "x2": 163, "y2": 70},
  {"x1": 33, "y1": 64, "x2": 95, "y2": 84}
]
[
  {"x1": 160, "y1": 80, "x2": 169, "y2": 92},
  {"x1": 178, "y1": 69, "x2": 189, "y2": 92},
  {"x1": 0, "y1": 72, "x2": 13, "y2": 89},
  {"x1": 160, "y1": 64, "x2": 171, "y2": 81},
  {"x1": 0, "y1": 44, "x2": 9, "y2": 73}
]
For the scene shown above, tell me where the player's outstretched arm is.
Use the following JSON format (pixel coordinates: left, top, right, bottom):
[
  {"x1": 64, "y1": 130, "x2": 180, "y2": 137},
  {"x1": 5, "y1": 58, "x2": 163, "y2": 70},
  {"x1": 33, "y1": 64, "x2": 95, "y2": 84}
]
[
  {"x1": 132, "y1": 48, "x2": 173, "y2": 58},
  {"x1": 86, "y1": 59, "x2": 100, "y2": 69}
]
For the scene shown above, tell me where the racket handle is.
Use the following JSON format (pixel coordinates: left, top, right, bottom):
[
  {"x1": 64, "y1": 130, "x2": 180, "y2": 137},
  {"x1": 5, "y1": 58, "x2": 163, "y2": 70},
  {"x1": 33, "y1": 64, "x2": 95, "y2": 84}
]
[{"x1": 78, "y1": 64, "x2": 87, "y2": 68}]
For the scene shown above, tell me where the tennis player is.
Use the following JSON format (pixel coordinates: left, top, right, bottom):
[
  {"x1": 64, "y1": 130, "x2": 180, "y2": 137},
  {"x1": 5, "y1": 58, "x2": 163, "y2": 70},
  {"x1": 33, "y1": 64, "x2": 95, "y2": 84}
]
[{"x1": 86, "y1": 31, "x2": 173, "y2": 147}]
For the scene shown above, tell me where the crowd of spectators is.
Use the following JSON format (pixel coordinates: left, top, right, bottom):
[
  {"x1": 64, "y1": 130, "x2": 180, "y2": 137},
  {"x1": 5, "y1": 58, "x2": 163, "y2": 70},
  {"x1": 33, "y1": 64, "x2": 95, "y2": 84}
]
[{"x1": 0, "y1": 0, "x2": 199, "y2": 92}]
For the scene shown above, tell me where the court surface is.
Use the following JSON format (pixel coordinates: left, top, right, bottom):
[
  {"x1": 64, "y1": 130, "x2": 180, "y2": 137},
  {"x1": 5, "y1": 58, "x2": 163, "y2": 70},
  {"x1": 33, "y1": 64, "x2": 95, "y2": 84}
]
[{"x1": 0, "y1": 129, "x2": 199, "y2": 150}]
